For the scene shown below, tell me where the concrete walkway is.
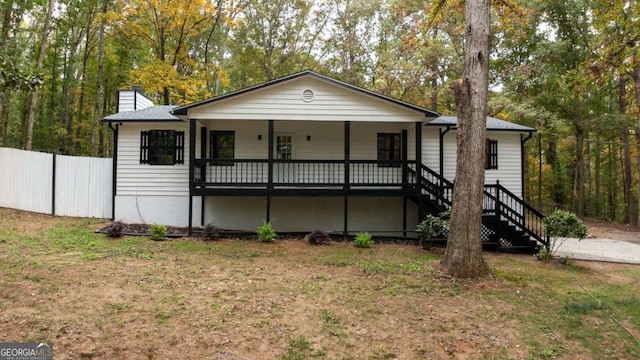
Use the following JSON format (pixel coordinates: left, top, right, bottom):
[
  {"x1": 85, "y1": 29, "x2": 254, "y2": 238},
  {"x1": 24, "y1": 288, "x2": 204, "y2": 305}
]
[{"x1": 554, "y1": 238, "x2": 640, "y2": 264}]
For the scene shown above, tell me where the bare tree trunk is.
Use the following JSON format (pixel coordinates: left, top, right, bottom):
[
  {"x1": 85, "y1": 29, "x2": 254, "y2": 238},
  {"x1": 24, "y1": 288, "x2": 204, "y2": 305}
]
[
  {"x1": 0, "y1": 1, "x2": 13, "y2": 146},
  {"x1": 619, "y1": 77, "x2": 635, "y2": 224},
  {"x1": 573, "y1": 121, "x2": 585, "y2": 216},
  {"x1": 91, "y1": 0, "x2": 108, "y2": 156},
  {"x1": 25, "y1": 0, "x2": 54, "y2": 150},
  {"x1": 441, "y1": 0, "x2": 490, "y2": 278},
  {"x1": 594, "y1": 134, "x2": 601, "y2": 218},
  {"x1": 608, "y1": 142, "x2": 616, "y2": 220},
  {"x1": 633, "y1": 61, "x2": 640, "y2": 227}
]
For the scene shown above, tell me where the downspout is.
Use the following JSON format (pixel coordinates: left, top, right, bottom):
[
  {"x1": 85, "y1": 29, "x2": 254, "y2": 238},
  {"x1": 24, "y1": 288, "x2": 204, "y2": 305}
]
[
  {"x1": 521, "y1": 132, "x2": 534, "y2": 199},
  {"x1": 439, "y1": 125, "x2": 453, "y2": 182},
  {"x1": 108, "y1": 122, "x2": 118, "y2": 221}
]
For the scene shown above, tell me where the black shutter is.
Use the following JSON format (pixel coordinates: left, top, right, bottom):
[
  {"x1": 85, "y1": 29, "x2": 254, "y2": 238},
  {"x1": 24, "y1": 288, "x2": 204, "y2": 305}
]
[
  {"x1": 486, "y1": 139, "x2": 498, "y2": 169},
  {"x1": 174, "y1": 131, "x2": 185, "y2": 164},
  {"x1": 140, "y1": 131, "x2": 150, "y2": 164}
]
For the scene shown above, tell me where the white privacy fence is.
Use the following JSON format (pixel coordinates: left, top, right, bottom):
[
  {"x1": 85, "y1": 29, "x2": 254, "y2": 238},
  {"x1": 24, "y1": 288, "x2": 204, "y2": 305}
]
[{"x1": 0, "y1": 147, "x2": 112, "y2": 218}]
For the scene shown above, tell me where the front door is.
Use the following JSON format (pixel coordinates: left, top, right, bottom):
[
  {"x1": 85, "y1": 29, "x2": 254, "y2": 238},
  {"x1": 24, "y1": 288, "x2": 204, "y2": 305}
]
[{"x1": 274, "y1": 133, "x2": 295, "y2": 183}]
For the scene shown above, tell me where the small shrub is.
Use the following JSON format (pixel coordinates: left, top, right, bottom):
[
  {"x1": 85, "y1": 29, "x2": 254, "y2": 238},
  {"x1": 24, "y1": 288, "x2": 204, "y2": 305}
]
[
  {"x1": 105, "y1": 221, "x2": 124, "y2": 238},
  {"x1": 257, "y1": 220, "x2": 276, "y2": 242},
  {"x1": 149, "y1": 223, "x2": 167, "y2": 241},
  {"x1": 354, "y1": 232, "x2": 373, "y2": 248},
  {"x1": 537, "y1": 246, "x2": 552, "y2": 261},
  {"x1": 416, "y1": 212, "x2": 448, "y2": 249},
  {"x1": 307, "y1": 230, "x2": 330, "y2": 245},
  {"x1": 540, "y1": 209, "x2": 588, "y2": 259},
  {"x1": 203, "y1": 223, "x2": 222, "y2": 240}
]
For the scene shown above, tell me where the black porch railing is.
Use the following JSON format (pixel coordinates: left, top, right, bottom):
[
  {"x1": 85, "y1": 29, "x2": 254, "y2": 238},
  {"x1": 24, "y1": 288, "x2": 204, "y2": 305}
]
[
  {"x1": 194, "y1": 159, "x2": 418, "y2": 188},
  {"x1": 409, "y1": 164, "x2": 548, "y2": 248},
  {"x1": 483, "y1": 183, "x2": 548, "y2": 247},
  {"x1": 193, "y1": 158, "x2": 547, "y2": 249}
]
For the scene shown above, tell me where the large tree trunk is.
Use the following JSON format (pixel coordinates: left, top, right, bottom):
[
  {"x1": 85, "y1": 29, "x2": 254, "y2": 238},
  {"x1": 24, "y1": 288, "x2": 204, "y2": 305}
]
[
  {"x1": 441, "y1": 0, "x2": 490, "y2": 278},
  {"x1": 0, "y1": 0, "x2": 13, "y2": 146},
  {"x1": 619, "y1": 77, "x2": 635, "y2": 224},
  {"x1": 594, "y1": 134, "x2": 601, "y2": 218},
  {"x1": 573, "y1": 120, "x2": 585, "y2": 216},
  {"x1": 91, "y1": 0, "x2": 108, "y2": 156},
  {"x1": 25, "y1": 0, "x2": 54, "y2": 150},
  {"x1": 608, "y1": 142, "x2": 616, "y2": 220},
  {"x1": 633, "y1": 61, "x2": 640, "y2": 227}
]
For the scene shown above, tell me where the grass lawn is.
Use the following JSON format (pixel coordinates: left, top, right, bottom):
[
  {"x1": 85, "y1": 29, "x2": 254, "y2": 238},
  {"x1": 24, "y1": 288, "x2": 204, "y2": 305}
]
[{"x1": 0, "y1": 208, "x2": 639, "y2": 359}]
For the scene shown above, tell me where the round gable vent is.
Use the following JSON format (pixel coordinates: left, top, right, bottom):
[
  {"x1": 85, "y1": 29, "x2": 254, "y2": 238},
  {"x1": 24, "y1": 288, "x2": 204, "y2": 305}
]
[{"x1": 301, "y1": 89, "x2": 315, "y2": 102}]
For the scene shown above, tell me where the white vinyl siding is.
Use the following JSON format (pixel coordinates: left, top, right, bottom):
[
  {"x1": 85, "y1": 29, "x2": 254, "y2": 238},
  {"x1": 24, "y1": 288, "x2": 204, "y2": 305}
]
[
  {"x1": 116, "y1": 122, "x2": 190, "y2": 196},
  {"x1": 422, "y1": 127, "x2": 440, "y2": 171},
  {"x1": 441, "y1": 130, "x2": 523, "y2": 197},
  {"x1": 188, "y1": 77, "x2": 425, "y2": 123},
  {"x1": 483, "y1": 133, "x2": 523, "y2": 195}
]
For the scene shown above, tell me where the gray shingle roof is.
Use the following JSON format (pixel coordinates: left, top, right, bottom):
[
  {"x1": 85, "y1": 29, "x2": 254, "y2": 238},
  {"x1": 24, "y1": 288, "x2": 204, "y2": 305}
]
[
  {"x1": 428, "y1": 115, "x2": 536, "y2": 132},
  {"x1": 102, "y1": 105, "x2": 181, "y2": 122}
]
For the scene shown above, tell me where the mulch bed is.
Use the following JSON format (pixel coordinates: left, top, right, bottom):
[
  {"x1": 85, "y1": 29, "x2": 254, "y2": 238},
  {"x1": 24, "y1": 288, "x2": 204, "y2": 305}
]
[{"x1": 96, "y1": 221, "x2": 419, "y2": 245}]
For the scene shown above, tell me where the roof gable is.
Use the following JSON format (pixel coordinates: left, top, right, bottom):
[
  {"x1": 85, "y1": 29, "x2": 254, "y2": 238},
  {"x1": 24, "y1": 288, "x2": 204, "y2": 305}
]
[{"x1": 172, "y1": 70, "x2": 439, "y2": 121}]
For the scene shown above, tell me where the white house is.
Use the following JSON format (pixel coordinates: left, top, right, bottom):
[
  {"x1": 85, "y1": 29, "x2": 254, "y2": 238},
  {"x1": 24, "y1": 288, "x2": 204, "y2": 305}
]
[{"x1": 103, "y1": 71, "x2": 546, "y2": 250}]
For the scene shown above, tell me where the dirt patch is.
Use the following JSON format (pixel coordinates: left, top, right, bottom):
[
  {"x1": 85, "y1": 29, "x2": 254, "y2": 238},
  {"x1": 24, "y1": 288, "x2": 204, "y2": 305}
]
[
  {"x1": 583, "y1": 219, "x2": 640, "y2": 243},
  {"x1": 1, "y1": 208, "x2": 639, "y2": 359}
]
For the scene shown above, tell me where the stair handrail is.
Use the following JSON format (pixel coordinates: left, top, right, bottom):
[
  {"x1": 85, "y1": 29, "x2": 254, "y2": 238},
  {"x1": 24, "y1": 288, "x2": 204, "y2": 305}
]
[
  {"x1": 409, "y1": 165, "x2": 453, "y2": 208},
  {"x1": 412, "y1": 164, "x2": 548, "y2": 248},
  {"x1": 489, "y1": 182, "x2": 548, "y2": 247}
]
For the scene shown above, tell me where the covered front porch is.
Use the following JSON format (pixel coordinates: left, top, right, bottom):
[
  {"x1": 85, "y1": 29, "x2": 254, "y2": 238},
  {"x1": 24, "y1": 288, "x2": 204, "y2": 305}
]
[
  {"x1": 188, "y1": 118, "x2": 426, "y2": 192},
  {"x1": 186, "y1": 119, "x2": 427, "y2": 235}
]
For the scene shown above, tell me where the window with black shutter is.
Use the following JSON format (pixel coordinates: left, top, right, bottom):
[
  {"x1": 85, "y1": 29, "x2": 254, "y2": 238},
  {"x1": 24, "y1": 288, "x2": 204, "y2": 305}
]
[
  {"x1": 377, "y1": 133, "x2": 401, "y2": 167},
  {"x1": 485, "y1": 139, "x2": 498, "y2": 170},
  {"x1": 140, "y1": 130, "x2": 184, "y2": 165},
  {"x1": 210, "y1": 131, "x2": 235, "y2": 165}
]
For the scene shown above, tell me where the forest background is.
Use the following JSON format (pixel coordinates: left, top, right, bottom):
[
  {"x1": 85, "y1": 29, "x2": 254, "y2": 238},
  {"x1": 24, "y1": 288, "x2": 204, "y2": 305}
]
[{"x1": 0, "y1": 0, "x2": 639, "y2": 226}]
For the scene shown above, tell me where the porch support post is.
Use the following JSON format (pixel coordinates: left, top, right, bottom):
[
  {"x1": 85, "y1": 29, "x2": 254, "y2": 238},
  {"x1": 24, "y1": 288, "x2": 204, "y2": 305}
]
[
  {"x1": 344, "y1": 121, "x2": 350, "y2": 190},
  {"x1": 403, "y1": 196, "x2": 407, "y2": 237},
  {"x1": 439, "y1": 126, "x2": 453, "y2": 180},
  {"x1": 343, "y1": 121, "x2": 350, "y2": 239},
  {"x1": 415, "y1": 122, "x2": 422, "y2": 170},
  {"x1": 343, "y1": 195, "x2": 349, "y2": 240},
  {"x1": 188, "y1": 119, "x2": 196, "y2": 236},
  {"x1": 267, "y1": 120, "x2": 274, "y2": 222},
  {"x1": 401, "y1": 130, "x2": 408, "y2": 187},
  {"x1": 200, "y1": 126, "x2": 207, "y2": 226},
  {"x1": 268, "y1": 120, "x2": 274, "y2": 190},
  {"x1": 266, "y1": 196, "x2": 271, "y2": 222},
  {"x1": 415, "y1": 121, "x2": 423, "y2": 221}
]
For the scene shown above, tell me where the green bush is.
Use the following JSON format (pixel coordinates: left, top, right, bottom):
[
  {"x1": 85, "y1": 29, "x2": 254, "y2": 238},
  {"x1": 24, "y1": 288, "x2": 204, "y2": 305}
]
[
  {"x1": 354, "y1": 232, "x2": 373, "y2": 248},
  {"x1": 416, "y1": 212, "x2": 448, "y2": 248},
  {"x1": 149, "y1": 223, "x2": 167, "y2": 241},
  {"x1": 257, "y1": 220, "x2": 276, "y2": 242},
  {"x1": 540, "y1": 209, "x2": 588, "y2": 259}
]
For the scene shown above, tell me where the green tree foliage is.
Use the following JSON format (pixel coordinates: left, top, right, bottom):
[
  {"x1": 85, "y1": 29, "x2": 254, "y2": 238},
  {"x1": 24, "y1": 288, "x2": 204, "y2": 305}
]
[{"x1": 0, "y1": 0, "x2": 638, "y2": 228}]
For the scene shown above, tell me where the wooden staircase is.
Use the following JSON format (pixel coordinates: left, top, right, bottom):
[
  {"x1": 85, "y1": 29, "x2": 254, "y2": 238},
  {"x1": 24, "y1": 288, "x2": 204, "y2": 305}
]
[{"x1": 409, "y1": 165, "x2": 548, "y2": 252}]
